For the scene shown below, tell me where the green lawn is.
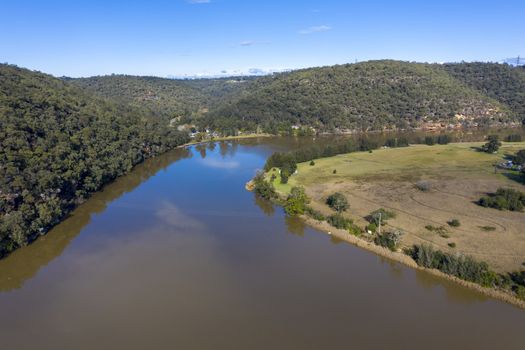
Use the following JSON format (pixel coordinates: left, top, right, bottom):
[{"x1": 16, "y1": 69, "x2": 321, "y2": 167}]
[{"x1": 276, "y1": 142, "x2": 525, "y2": 191}]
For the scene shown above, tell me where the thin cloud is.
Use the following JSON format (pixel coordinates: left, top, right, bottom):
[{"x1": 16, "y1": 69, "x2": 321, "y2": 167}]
[
  {"x1": 238, "y1": 40, "x2": 270, "y2": 47},
  {"x1": 299, "y1": 25, "x2": 332, "y2": 35},
  {"x1": 187, "y1": 0, "x2": 210, "y2": 4}
]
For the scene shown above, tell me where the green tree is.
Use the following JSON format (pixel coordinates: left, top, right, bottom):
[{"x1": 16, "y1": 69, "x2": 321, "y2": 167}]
[
  {"x1": 284, "y1": 187, "x2": 310, "y2": 216},
  {"x1": 326, "y1": 192, "x2": 349, "y2": 212},
  {"x1": 481, "y1": 135, "x2": 502, "y2": 153}
]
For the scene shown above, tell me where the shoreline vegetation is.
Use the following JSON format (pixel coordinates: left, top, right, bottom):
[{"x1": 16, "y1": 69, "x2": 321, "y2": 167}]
[{"x1": 248, "y1": 137, "x2": 525, "y2": 309}]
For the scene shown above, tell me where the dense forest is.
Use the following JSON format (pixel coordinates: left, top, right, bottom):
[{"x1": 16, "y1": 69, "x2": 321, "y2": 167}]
[
  {"x1": 70, "y1": 75, "x2": 256, "y2": 122},
  {"x1": 0, "y1": 64, "x2": 189, "y2": 257},
  {"x1": 203, "y1": 61, "x2": 524, "y2": 134},
  {"x1": 443, "y1": 62, "x2": 525, "y2": 120}
]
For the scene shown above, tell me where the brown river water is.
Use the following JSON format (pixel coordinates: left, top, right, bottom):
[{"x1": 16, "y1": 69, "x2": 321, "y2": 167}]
[{"x1": 1, "y1": 130, "x2": 524, "y2": 349}]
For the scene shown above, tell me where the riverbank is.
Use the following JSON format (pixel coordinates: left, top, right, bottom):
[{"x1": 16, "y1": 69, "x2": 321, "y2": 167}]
[
  {"x1": 249, "y1": 141, "x2": 525, "y2": 309},
  {"x1": 302, "y1": 216, "x2": 525, "y2": 309}
]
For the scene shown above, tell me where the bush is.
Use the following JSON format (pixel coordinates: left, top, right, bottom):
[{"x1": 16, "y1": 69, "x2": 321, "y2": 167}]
[
  {"x1": 253, "y1": 172, "x2": 277, "y2": 200},
  {"x1": 424, "y1": 136, "x2": 436, "y2": 145},
  {"x1": 514, "y1": 149, "x2": 525, "y2": 165},
  {"x1": 367, "y1": 208, "x2": 396, "y2": 225},
  {"x1": 437, "y1": 134, "x2": 451, "y2": 145},
  {"x1": 409, "y1": 244, "x2": 497, "y2": 287},
  {"x1": 447, "y1": 219, "x2": 461, "y2": 227},
  {"x1": 305, "y1": 207, "x2": 325, "y2": 221},
  {"x1": 505, "y1": 134, "x2": 522, "y2": 142},
  {"x1": 374, "y1": 230, "x2": 404, "y2": 251},
  {"x1": 333, "y1": 169, "x2": 337, "y2": 174},
  {"x1": 309, "y1": 160, "x2": 315, "y2": 166},
  {"x1": 448, "y1": 242, "x2": 456, "y2": 248},
  {"x1": 366, "y1": 223, "x2": 377, "y2": 233},
  {"x1": 327, "y1": 214, "x2": 353, "y2": 230},
  {"x1": 415, "y1": 180, "x2": 431, "y2": 192},
  {"x1": 479, "y1": 226, "x2": 496, "y2": 232},
  {"x1": 326, "y1": 192, "x2": 349, "y2": 212},
  {"x1": 481, "y1": 135, "x2": 501, "y2": 153},
  {"x1": 284, "y1": 187, "x2": 310, "y2": 216},
  {"x1": 478, "y1": 188, "x2": 525, "y2": 211}
]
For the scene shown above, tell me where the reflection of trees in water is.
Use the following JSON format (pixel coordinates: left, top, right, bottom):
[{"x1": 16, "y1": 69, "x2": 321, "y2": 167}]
[
  {"x1": 195, "y1": 144, "x2": 207, "y2": 159},
  {"x1": 216, "y1": 141, "x2": 240, "y2": 158},
  {"x1": 329, "y1": 235, "x2": 345, "y2": 245},
  {"x1": 0, "y1": 148, "x2": 192, "y2": 292},
  {"x1": 414, "y1": 269, "x2": 488, "y2": 305},
  {"x1": 219, "y1": 141, "x2": 229, "y2": 158},
  {"x1": 285, "y1": 216, "x2": 306, "y2": 237},
  {"x1": 254, "y1": 196, "x2": 275, "y2": 217}
]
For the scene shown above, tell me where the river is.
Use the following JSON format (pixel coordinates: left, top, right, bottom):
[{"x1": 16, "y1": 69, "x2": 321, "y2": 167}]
[{"x1": 1, "y1": 131, "x2": 524, "y2": 349}]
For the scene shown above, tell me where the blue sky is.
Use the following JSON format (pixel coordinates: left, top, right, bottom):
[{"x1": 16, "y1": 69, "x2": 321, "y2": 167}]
[{"x1": 1, "y1": 0, "x2": 523, "y2": 77}]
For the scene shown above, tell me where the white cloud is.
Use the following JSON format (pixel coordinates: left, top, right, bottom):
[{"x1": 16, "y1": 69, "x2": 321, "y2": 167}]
[
  {"x1": 239, "y1": 40, "x2": 255, "y2": 47},
  {"x1": 199, "y1": 158, "x2": 240, "y2": 169},
  {"x1": 299, "y1": 25, "x2": 332, "y2": 35},
  {"x1": 187, "y1": 0, "x2": 210, "y2": 4}
]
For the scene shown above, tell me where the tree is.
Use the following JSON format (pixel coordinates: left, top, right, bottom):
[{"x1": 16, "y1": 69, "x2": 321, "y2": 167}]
[
  {"x1": 481, "y1": 135, "x2": 501, "y2": 153},
  {"x1": 514, "y1": 149, "x2": 525, "y2": 165},
  {"x1": 326, "y1": 192, "x2": 349, "y2": 212},
  {"x1": 284, "y1": 187, "x2": 310, "y2": 216}
]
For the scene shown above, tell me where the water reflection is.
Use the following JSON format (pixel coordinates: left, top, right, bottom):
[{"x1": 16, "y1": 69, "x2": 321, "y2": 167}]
[
  {"x1": 285, "y1": 216, "x2": 306, "y2": 237},
  {"x1": 0, "y1": 148, "x2": 191, "y2": 292},
  {"x1": 415, "y1": 268, "x2": 489, "y2": 304},
  {"x1": 253, "y1": 196, "x2": 275, "y2": 217}
]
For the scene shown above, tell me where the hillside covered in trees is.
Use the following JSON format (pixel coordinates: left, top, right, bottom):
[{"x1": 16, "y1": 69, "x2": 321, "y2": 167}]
[
  {"x1": 70, "y1": 75, "x2": 256, "y2": 122},
  {"x1": 0, "y1": 64, "x2": 189, "y2": 257},
  {"x1": 203, "y1": 61, "x2": 524, "y2": 134},
  {"x1": 443, "y1": 62, "x2": 525, "y2": 120}
]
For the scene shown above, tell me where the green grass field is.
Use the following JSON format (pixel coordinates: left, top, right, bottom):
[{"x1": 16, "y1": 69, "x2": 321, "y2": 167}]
[{"x1": 273, "y1": 142, "x2": 525, "y2": 192}]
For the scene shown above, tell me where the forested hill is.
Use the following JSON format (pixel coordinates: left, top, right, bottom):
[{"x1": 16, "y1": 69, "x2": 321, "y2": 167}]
[
  {"x1": 443, "y1": 62, "x2": 525, "y2": 120},
  {"x1": 70, "y1": 75, "x2": 256, "y2": 121},
  {"x1": 204, "y1": 61, "x2": 522, "y2": 133},
  {"x1": 0, "y1": 64, "x2": 189, "y2": 257}
]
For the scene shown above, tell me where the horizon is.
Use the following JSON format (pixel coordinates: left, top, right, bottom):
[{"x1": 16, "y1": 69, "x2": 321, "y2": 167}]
[
  {"x1": 1, "y1": 0, "x2": 524, "y2": 78},
  {"x1": 5, "y1": 58, "x2": 524, "y2": 80}
]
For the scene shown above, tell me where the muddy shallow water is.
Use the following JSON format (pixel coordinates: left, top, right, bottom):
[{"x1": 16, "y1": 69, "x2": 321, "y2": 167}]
[{"x1": 1, "y1": 132, "x2": 524, "y2": 350}]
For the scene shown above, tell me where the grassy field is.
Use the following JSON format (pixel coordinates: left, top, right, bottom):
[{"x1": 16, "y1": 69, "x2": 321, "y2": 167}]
[{"x1": 269, "y1": 142, "x2": 525, "y2": 272}]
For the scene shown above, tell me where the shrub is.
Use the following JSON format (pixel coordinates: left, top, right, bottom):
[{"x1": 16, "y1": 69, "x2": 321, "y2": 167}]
[
  {"x1": 505, "y1": 134, "x2": 522, "y2": 142},
  {"x1": 333, "y1": 169, "x2": 337, "y2": 174},
  {"x1": 305, "y1": 207, "x2": 325, "y2": 221},
  {"x1": 478, "y1": 188, "x2": 525, "y2": 211},
  {"x1": 253, "y1": 172, "x2": 277, "y2": 200},
  {"x1": 447, "y1": 219, "x2": 461, "y2": 227},
  {"x1": 367, "y1": 208, "x2": 396, "y2": 225},
  {"x1": 481, "y1": 135, "x2": 501, "y2": 153},
  {"x1": 374, "y1": 230, "x2": 404, "y2": 251},
  {"x1": 366, "y1": 223, "x2": 377, "y2": 233},
  {"x1": 424, "y1": 136, "x2": 436, "y2": 146},
  {"x1": 284, "y1": 187, "x2": 310, "y2": 216},
  {"x1": 409, "y1": 244, "x2": 497, "y2": 287},
  {"x1": 327, "y1": 214, "x2": 353, "y2": 230},
  {"x1": 326, "y1": 192, "x2": 349, "y2": 212},
  {"x1": 437, "y1": 134, "x2": 451, "y2": 145},
  {"x1": 415, "y1": 180, "x2": 431, "y2": 192},
  {"x1": 514, "y1": 149, "x2": 525, "y2": 165},
  {"x1": 448, "y1": 242, "x2": 456, "y2": 248},
  {"x1": 425, "y1": 225, "x2": 449, "y2": 237},
  {"x1": 479, "y1": 226, "x2": 496, "y2": 232},
  {"x1": 309, "y1": 160, "x2": 315, "y2": 166}
]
